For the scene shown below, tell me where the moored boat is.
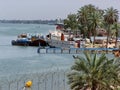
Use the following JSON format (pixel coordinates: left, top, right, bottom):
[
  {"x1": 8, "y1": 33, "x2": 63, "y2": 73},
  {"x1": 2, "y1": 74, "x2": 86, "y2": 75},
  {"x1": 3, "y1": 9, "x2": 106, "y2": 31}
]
[
  {"x1": 46, "y1": 29, "x2": 83, "y2": 48},
  {"x1": 11, "y1": 33, "x2": 48, "y2": 47}
]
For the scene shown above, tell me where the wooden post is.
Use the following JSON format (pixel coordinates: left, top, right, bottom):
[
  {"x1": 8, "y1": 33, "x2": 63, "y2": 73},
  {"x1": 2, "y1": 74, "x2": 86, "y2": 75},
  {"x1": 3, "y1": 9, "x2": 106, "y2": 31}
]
[
  {"x1": 37, "y1": 48, "x2": 40, "y2": 53},
  {"x1": 76, "y1": 49, "x2": 78, "y2": 54},
  {"x1": 61, "y1": 48, "x2": 63, "y2": 54},
  {"x1": 46, "y1": 48, "x2": 48, "y2": 53},
  {"x1": 69, "y1": 48, "x2": 70, "y2": 54},
  {"x1": 53, "y1": 48, "x2": 55, "y2": 53}
]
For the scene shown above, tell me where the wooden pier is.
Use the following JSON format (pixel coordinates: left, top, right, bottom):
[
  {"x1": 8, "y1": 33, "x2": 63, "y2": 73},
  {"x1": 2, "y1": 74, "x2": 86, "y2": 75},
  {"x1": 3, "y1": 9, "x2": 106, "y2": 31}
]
[{"x1": 37, "y1": 47, "x2": 119, "y2": 54}]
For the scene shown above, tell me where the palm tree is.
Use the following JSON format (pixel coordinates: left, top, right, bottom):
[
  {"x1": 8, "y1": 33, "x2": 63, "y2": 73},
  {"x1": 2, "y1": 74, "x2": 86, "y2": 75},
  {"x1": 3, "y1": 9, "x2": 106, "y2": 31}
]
[
  {"x1": 88, "y1": 10, "x2": 103, "y2": 45},
  {"x1": 77, "y1": 4, "x2": 104, "y2": 42},
  {"x1": 77, "y1": 4, "x2": 96, "y2": 38},
  {"x1": 67, "y1": 52, "x2": 120, "y2": 90},
  {"x1": 77, "y1": 6, "x2": 88, "y2": 38},
  {"x1": 64, "y1": 14, "x2": 78, "y2": 31},
  {"x1": 104, "y1": 7, "x2": 119, "y2": 49},
  {"x1": 112, "y1": 23, "x2": 120, "y2": 47}
]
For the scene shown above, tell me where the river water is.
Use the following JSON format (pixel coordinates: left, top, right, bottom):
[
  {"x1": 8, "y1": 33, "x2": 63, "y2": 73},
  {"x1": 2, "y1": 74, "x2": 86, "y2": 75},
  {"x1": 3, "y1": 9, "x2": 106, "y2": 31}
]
[
  {"x1": 0, "y1": 23, "x2": 76, "y2": 77},
  {"x1": 0, "y1": 23, "x2": 116, "y2": 90}
]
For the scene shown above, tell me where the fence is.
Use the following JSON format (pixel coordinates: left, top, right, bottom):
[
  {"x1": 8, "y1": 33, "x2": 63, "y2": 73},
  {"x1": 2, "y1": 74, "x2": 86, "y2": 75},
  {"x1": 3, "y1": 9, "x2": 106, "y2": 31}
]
[
  {"x1": 0, "y1": 67, "x2": 71, "y2": 90},
  {"x1": 37, "y1": 47, "x2": 119, "y2": 54}
]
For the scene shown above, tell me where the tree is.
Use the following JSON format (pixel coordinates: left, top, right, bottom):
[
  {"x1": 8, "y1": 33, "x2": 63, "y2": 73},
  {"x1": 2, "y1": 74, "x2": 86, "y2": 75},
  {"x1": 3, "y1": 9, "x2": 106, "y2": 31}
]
[
  {"x1": 77, "y1": 4, "x2": 96, "y2": 38},
  {"x1": 77, "y1": 6, "x2": 88, "y2": 38},
  {"x1": 77, "y1": 4, "x2": 103, "y2": 41},
  {"x1": 67, "y1": 52, "x2": 120, "y2": 90},
  {"x1": 88, "y1": 10, "x2": 103, "y2": 45},
  {"x1": 104, "y1": 7, "x2": 119, "y2": 49},
  {"x1": 64, "y1": 14, "x2": 78, "y2": 31},
  {"x1": 112, "y1": 23, "x2": 120, "y2": 47}
]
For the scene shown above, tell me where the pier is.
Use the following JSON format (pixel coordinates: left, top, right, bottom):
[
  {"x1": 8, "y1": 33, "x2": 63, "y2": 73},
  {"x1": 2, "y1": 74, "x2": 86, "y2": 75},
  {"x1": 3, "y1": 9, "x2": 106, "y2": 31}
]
[{"x1": 37, "y1": 47, "x2": 119, "y2": 54}]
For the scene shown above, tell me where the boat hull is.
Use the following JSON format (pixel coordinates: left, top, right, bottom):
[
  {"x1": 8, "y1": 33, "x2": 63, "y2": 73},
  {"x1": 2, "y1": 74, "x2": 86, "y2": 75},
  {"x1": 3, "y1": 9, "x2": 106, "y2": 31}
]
[
  {"x1": 29, "y1": 39, "x2": 48, "y2": 46},
  {"x1": 11, "y1": 40, "x2": 30, "y2": 46},
  {"x1": 11, "y1": 39, "x2": 48, "y2": 47}
]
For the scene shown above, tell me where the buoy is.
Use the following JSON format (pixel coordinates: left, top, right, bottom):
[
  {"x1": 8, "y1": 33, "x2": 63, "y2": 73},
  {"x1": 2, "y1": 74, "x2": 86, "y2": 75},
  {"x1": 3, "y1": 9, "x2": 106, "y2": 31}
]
[{"x1": 25, "y1": 80, "x2": 32, "y2": 87}]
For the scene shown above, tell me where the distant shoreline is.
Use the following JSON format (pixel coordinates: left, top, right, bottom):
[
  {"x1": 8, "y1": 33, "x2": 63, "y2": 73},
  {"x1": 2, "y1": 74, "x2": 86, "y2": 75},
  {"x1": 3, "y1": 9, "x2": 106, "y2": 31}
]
[{"x1": 0, "y1": 19, "x2": 60, "y2": 25}]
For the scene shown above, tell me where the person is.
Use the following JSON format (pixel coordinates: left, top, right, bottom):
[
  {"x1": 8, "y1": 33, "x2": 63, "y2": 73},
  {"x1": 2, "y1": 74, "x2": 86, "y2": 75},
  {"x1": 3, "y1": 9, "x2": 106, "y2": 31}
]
[{"x1": 22, "y1": 80, "x2": 32, "y2": 90}]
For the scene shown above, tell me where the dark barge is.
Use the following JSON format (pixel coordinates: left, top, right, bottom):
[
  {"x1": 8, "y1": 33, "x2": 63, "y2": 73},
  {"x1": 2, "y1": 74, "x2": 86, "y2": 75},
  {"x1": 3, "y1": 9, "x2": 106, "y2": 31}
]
[{"x1": 11, "y1": 33, "x2": 48, "y2": 47}]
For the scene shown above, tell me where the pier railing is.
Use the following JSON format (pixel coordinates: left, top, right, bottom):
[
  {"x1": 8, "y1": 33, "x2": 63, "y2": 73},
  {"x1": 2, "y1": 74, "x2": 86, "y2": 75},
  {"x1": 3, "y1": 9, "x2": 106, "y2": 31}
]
[{"x1": 37, "y1": 47, "x2": 119, "y2": 54}]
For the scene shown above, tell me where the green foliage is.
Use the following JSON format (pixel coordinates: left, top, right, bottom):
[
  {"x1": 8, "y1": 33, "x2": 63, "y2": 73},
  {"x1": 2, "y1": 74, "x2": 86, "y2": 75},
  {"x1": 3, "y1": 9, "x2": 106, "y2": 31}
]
[
  {"x1": 64, "y1": 14, "x2": 78, "y2": 30},
  {"x1": 63, "y1": 4, "x2": 119, "y2": 39},
  {"x1": 104, "y1": 7, "x2": 119, "y2": 48},
  {"x1": 104, "y1": 7, "x2": 119, "y2": 24},
  {"x1": 67, "y1": 52, "x2": 120, "y2": 90}
]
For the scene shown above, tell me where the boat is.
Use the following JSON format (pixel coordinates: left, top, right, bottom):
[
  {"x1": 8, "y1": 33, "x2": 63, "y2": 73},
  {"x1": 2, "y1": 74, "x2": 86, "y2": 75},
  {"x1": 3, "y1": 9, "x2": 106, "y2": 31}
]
[
  {"x1": 11, "y1": 33, "x2": 48, "y2": 47},
  {"x1": 46, "y1": 28, "x2": 83, "y2": 48}
]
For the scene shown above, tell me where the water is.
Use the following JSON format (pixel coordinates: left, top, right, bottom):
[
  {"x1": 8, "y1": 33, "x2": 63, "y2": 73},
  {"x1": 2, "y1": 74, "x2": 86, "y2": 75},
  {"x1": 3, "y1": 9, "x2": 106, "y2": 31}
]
[
  {"x1": 0, "y1": 23, "x2": 75, "y2": 77},
  {"x1": 0, "y1": 23, "x2": 115, "y2": 90}
]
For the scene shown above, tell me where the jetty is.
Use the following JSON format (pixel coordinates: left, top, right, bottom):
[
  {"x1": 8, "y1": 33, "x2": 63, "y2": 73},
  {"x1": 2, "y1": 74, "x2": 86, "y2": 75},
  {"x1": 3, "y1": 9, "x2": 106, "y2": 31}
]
[{"x1": 37, "y1": 47, "x2": 119, "y2": 54}]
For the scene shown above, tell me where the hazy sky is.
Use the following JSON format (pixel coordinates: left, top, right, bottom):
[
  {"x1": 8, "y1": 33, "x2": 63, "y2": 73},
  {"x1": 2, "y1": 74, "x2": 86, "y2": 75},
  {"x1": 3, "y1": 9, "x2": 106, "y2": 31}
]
[{"x1": 0, "y1": 0, "x2": 120, "y2": 20}]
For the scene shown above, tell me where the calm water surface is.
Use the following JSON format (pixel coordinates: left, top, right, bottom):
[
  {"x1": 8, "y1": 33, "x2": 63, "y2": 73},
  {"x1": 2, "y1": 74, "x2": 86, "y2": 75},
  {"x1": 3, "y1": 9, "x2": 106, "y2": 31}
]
[
  {"x1": 0, "y1": 23, "x2": 76, "y2": 78},
  {"x1": 0, "y1": 23, "x2": 114, "y2": 78}
]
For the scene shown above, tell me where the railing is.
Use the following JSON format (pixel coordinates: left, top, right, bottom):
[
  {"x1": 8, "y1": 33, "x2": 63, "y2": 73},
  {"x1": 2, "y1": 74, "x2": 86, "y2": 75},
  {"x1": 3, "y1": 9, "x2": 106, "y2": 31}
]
[
  {"x1": 0, "y1": 67, "x2": 71, "y2": 90},
  {"x1": 37, "y1": 47, "x2": 119, "y2": 54}
]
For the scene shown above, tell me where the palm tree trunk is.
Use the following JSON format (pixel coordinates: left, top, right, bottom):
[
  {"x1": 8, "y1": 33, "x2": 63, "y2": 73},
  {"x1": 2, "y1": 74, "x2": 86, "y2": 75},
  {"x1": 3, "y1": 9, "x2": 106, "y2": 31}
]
[
  {"x1": 91, "y1": 81, "x2": 97, "y2": 90},
  {"x1": 106, "y1": 25, "x2": 110, "y2": 53},
  {"x1": 115, "y1": 24, "x2": 118, "y2": 48},
  {"x1": 93, "y1": 32, "x2": 95, "y2": 46},
  {"x1": 115, "y1": 31, "x2": 118, "y2": 48},
  {"x1": 93, "y1": 26, "x2": 96, "y2": 46},
  {"x1": 106, "y1": 34, "x2": 109, "y2": 48}
]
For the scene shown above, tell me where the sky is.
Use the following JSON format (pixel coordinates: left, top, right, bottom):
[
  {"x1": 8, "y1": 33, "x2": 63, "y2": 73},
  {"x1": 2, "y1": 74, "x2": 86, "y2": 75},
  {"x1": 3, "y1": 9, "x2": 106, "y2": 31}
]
[{"x1": 0, "y1": 0, "x2": 120, "y2": 20}]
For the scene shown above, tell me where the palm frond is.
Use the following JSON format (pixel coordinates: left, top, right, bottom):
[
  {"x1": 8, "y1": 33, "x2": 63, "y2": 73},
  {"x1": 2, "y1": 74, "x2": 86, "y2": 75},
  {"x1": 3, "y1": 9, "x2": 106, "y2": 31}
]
[
  {"x1": 95, "y1": 53, "x2": 107, "y2": 69},
  {"x1": 84, "y1": 51, "x2": 92, "y2": 66},
  {"x1": 92, "y1": 52, "x2": 97, "y2": 67}
]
